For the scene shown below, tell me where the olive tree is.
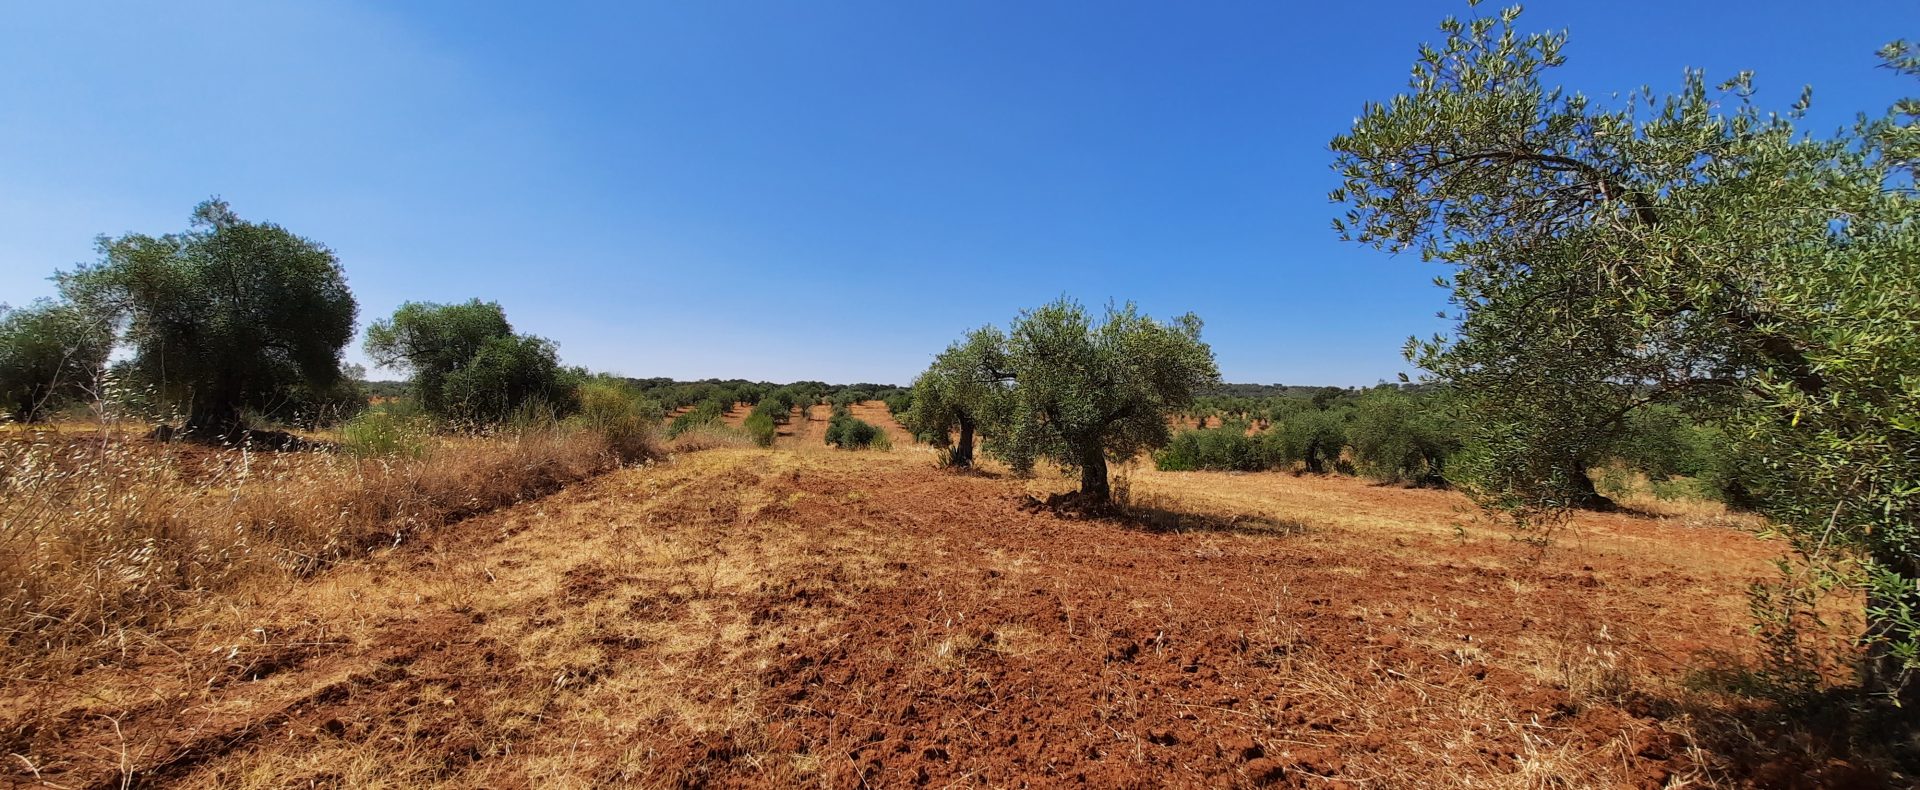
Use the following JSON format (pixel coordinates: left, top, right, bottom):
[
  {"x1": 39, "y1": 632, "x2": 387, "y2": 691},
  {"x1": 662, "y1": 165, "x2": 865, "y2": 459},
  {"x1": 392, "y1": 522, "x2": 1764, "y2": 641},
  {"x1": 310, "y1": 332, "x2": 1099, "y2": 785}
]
[
  {"x1": 0, "y1": 300, "x2": 113, "y2": 422},
  {"x1": 1332, "y1": 4, "x2": 1920, "y2": 698},
  {"x1": 903, "y1": 326, "x2": 1008, "y2": 468},
  {"x1": 989, "y1": 299, "x2": 1219, "y2": 504},
  {"x1": 59, "y1": 199, "x2": 357, "y2": 434},
  {"x1": 1348, "y1": 387, "x2": 1458, "y2": 486},
  {"x1": 365, "y1": 300, "x2": 512, "y2": 416},
  {"x1": 365, "y1": 300, "x2": 572, "y2": 425},
  {"x1": 1271, "y1": 407, "x2": 1348, "y2": 475},
  {"x1": 441, "y1": 334, "x2": 573, "y2": 425}
]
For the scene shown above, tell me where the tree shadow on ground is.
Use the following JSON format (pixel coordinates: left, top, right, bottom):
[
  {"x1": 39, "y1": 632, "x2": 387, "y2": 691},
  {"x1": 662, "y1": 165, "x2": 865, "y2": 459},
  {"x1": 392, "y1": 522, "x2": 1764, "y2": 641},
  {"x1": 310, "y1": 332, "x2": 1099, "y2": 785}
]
[
  {"x1": 152, "y1": 423, "x2": 333, "y2": 452},
  {"x1": 943, "y1": 465, "x2": 1010, "y2": 480},
  {"x1": 1017, "y1": 491, "x2": 1309, "y2": 538},
  {"x1": 1124, "y1": 505, "x2": 1310, "y2": 538},
  {"x1": 1638, "y1": 652, "x2": 1920, "y2": 787}
]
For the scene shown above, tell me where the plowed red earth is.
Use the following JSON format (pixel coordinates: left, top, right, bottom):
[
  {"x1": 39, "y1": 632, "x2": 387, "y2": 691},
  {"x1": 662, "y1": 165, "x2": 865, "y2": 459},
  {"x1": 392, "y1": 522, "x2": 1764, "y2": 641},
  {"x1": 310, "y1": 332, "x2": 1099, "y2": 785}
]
[{"x1": 0, "y1": 448, "x2": 1877, "y2": 787}]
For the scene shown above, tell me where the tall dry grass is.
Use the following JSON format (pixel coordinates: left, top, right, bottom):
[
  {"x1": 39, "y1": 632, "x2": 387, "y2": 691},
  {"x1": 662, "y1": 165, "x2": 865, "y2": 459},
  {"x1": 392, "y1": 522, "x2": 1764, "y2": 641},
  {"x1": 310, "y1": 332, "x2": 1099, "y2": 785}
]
[{"x1": 0, "y1": 420, "x2": 650, "y2": 679}]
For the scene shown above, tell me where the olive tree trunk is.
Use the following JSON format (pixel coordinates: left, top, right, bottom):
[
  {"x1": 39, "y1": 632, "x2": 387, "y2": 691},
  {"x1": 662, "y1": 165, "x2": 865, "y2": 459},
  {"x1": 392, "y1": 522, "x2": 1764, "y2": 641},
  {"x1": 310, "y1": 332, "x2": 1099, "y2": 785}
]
[
  {"x1": 949, "y1": 414, "x2": 976, "y2": 468},
  {"x1": 1079, "y1": 447, "x2": 1111, "y2": 502}
]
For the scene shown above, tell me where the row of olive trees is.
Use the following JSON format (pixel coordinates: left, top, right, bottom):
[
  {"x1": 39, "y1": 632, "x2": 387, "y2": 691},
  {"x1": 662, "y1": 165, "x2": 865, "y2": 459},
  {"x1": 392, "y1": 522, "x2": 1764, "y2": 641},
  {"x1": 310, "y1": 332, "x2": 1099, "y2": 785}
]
[
  {"x1": 1154, "y1": 387, "x2": 1460, "y2": 484},
  {"x1": 1157, "y1": 387, "x2": 1746, "y2": 496},
  {"x1": 2, "y1": 199, "x2": 606, "y2": 439},
  {"x1": 905, "y1": 298, "x2": 1220, "y2": 504},
  {"x1": 1336, "y1": 4, "x2": 1919, "y2": 700}
]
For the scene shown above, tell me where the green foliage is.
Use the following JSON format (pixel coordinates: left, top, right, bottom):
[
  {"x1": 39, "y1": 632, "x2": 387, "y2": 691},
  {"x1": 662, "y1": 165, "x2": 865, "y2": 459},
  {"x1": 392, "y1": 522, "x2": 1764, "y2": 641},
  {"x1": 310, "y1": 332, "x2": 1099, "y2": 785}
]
[
  {"x1": 1607, "y1": 406, "x2": 1762, "y2": 505},
  {"x1": 882, "y1": 388, "x2": 914, "y2": 418},
  {"x1": 571, "y1": 377, "x2": 660, "y2": 461},
  {"x1": 985, "y1": 298, "x2": 1220, "y2": 501},
  {"x1": 904, "y1": 327, "x2": 1008, "y2": 467},
  {"x1": 753, "y1": 386, "x2": 810, "y2": 425},
  {"x1": 268, "y1": 372, "x2": 369, "y2": 430},
  {"x1": 58, "y1": 199, "x2": 358, "y2": 433},
  {"x1": 667, "y1": 398, "x2": 728, "y2": 438},
  {"x1": 1153, "y1": 424, "x2": 1272, "y2": 472},
  {"x1": 365, "y1": 299, "x2": 511, "y2": 416},
  {"x1": 1347, "y1": 387, "x2": 1459, "y2": 486},
  {"x1": 440, "y1": 334, "x2": 575, "y2": 426},
  {"x1": 0, "y1": 300, "x2": 112, "y2": 422},
  {"x1": 365, "y1": 300, "x2": 573, "y2": 427},
  {"x1": 339, "y1": 408, "x2": 429, "y2": 458},
  {"x1": 824, "y1": 414, "x2": 883, "y2": 449},
  {"x1": 1334, "y1": 5, "x2": 1920, "y2": 696},
  {"x1": 1272, "y1": 408, "x2": 1349, "y2": 475},
  {"x1": 744, "y1": 409, "x2": 776, "y2": 447}
]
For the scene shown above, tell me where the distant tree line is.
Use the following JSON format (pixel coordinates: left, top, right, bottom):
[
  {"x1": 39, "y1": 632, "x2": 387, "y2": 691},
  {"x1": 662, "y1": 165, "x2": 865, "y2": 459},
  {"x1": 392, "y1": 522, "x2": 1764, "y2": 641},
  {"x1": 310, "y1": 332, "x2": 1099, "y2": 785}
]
[{"x1": 1153, "y1": 385, "x2": 1751, "y2": 502}]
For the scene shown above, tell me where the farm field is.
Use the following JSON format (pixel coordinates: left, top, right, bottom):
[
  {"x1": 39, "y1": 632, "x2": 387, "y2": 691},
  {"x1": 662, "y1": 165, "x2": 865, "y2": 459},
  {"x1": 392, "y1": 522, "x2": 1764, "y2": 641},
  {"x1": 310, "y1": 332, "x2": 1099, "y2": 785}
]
[
  {"x1": 0, "y1": 411, "x2": 1828, "y2": 789},
  {"x1": 4, "y1": 2, "x2": 1914, "y2": 786}
]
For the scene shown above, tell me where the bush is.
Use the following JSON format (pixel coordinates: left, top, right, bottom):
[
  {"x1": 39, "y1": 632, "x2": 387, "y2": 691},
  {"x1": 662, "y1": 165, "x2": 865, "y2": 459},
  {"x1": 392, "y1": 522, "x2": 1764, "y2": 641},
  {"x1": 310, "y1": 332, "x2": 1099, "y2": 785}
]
[
  {"x1": 0, "y1": 300, "x2": 111, "y2": 422},
  {"x1": 1347, "y1": 388, "x2": 1458, "y2": 486},
  {"x1": 745, "y1": 410, "x2": 776, "y2": 447},
  {"x1": 1272, "y1": 408, "x2": 1349, "y2": 474},
  {"x1": 571, "y1": 378, "x2": 661, "y2": 462},
  {"x1": 667, "y1": 398, "x2": 728, "y2": 438},
  {"x1": 882, "y1": 389, "x2": 914, "y2": 417},
  {"x1": 340, "y1": 409, "x2": 429, "y2": 457},
  {"x1": 442, "y1": 335, "x2": 576, "y2": 426},
  {"x1": 1154, "y1": 425, "x2": 1273, "y2": 471},
  {"x1": 752, "y1": 388, "x2": 805, "y2": 425},
  {"x1": 825, "y1": 414, "x2": 883, "y2": 449}
]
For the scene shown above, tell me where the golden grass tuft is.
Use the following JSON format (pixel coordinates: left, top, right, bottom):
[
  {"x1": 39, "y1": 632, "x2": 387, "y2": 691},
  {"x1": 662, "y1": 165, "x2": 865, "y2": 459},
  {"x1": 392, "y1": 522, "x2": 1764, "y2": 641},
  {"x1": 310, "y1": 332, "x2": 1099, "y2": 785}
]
[{"x1": 0, "y1": 419, "x2": 651, "y2": 679}]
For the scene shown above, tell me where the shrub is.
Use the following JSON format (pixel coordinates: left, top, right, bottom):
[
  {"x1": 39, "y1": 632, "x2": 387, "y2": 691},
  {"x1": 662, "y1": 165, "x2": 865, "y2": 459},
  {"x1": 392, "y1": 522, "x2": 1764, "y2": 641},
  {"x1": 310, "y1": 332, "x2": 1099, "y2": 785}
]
[
  {"x1": 882, "y1": 389, "x2": 914, "y2": 418},
  {"x1": 1272, "y1": 408, "x2": 1349, "y2": 474},
  {"x1": 1154, "y1": 425, "x2": 1273, "y2": 471},
  {"x1": 667, "y1": 398, "x2": 728, "y2": 438},
  {"x1": 825, "y1": 414, "x2": 883, "y2": 449},
  {"x1": 441, "y1": 335, "x2": 576, "y2": 426},
  {"x1": 571, "y1": 378, "x2": 661, "y2": 462},
  {"x1": 751, "y1": 388, "x2": 804, "y2": 425},
  {"x1": 1347, "y1": 388, "x2": 1458, "y2": 486},
  {"x1": 340, "y1": 409, "x2": 430, "y2": 457},
  {"x1": 0, "y1": 300, "x2": 111, "y2": 422},
  {"x1": 744, "y1": 409, "x2": 776, "y2": 447}
]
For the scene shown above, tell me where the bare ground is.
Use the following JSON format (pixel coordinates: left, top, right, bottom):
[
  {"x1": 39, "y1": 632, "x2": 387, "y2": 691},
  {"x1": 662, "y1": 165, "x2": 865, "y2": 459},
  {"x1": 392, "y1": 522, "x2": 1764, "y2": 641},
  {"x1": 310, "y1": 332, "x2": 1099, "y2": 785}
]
[{"x1": 0, "y1": 447, "x2": 1882, "y2": 788}]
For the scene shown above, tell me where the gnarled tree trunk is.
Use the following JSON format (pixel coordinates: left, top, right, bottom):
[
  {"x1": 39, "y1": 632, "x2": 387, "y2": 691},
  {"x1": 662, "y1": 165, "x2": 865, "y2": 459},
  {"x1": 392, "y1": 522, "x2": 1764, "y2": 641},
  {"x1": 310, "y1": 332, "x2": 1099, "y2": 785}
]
[
  {"x1": 1080, "y1": 448, "x2": 1110, "y2": 503},
  {"x1": 949, "y1": 414, "x2": 976, "y2": 468},
  {"x1": 1864, "y1": 550, "x2": 1920, "y2": 707}
]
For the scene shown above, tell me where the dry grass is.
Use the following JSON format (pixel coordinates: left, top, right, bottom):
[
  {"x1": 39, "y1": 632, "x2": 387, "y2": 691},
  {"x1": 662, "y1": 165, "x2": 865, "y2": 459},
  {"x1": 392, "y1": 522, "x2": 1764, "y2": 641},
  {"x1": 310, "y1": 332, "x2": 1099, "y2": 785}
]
[
  {"x1": 0, "y1": 419, "x2": 649, "y2": 681},
  {"x1": 664, "y1": 421, "x2": 757, "y2": 453},
  {"x1": 5, "y1": 440, "x2": 1901, "y2": 787}
]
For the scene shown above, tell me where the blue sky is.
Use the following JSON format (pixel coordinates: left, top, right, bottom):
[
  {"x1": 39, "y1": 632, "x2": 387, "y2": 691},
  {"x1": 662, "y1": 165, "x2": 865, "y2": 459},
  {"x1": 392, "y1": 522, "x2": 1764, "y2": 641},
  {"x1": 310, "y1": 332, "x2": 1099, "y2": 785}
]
[{"x1": 2, "y1": 2, "x2": 1911, "y2": 385}]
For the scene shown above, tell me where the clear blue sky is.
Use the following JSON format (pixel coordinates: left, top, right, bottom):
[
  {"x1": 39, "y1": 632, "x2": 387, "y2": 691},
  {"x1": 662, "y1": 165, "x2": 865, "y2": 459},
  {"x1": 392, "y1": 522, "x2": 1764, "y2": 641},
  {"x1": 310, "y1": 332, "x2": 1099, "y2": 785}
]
[{"x1": 2, "y1": 2, "x2": 1910, "y2": 385}]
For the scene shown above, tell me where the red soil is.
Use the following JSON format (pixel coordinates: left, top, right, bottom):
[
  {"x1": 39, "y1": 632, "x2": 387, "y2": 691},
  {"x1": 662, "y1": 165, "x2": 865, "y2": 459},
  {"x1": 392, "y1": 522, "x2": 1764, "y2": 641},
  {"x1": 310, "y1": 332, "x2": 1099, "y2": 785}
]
[{"x1": 0, "y1": 449, "x2": 1888, "y2": 787}]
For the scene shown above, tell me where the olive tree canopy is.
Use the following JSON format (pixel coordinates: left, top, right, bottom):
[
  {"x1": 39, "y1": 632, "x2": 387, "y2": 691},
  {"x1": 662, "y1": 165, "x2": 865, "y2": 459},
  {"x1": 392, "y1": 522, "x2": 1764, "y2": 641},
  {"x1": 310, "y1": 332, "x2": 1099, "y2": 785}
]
[
  {"x1": 903, "y1": 326, "x2": 1008, "y2": 468},
  {"x1": 1332, "y1": 4, "x2": 1920, "y2": 697},
  {"x1": 365, "y1": 300, "x2": 572, "y2": 425},
  {"x1": 989, "y1": 299, "x2": 1219, "y2": 503},
  {"x1": 60, "y1": 199, "x2": 357, "y2": 434},
  {"x1": 0, "y1": 300, "x2": 113, "y2": 422}
]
